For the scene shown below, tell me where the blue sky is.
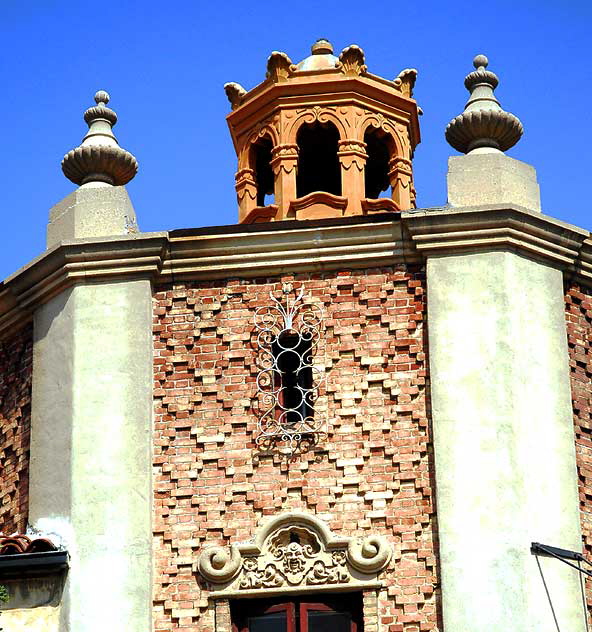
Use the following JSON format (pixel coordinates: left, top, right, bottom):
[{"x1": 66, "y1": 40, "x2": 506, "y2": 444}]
[{"x1": 1, "y1": 0, "x2": 590, "y2": 280}]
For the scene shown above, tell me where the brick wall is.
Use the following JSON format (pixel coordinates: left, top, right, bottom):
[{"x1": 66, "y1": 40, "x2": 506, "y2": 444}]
[
  {"x1": 0, "y1": 324, "x2": 32, "y2": 534},
  {"x1": 566, "y1": 283, "x2": 592, "y2": 619},
  {"x1": 153, "y1": 266, "x2": 440, "y2": 631}
]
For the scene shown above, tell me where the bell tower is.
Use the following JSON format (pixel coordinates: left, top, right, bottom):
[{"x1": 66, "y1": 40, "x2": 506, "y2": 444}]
[{"x1": 225, "y1": 39, "x2": 421, "y2": 223}]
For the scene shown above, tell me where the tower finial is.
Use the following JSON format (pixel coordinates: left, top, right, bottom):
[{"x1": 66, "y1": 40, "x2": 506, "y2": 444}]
[
  {"x1": 61, "y1": 90, "x2": 138, "y2": 187},
  {"x1": 311, "y1": 38, "x2": 333, "y2": 55},
  {"x1": 445, "y1": 54, "x2": 523, "y2": 154}
]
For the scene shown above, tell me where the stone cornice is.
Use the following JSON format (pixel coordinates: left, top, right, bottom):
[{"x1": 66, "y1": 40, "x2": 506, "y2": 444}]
[
  {"x1": 1, "y1": 206, "x2": 591, "y2": 341},
  {"x1": 0, "y1": 233, "x2": 168, "y2": 339},
  {"x1": 153, "y1": 215, "x2": 418, "y2": 280},
  {"x1": 403, "y1": 204, "x2": 589, "y2": 269}
]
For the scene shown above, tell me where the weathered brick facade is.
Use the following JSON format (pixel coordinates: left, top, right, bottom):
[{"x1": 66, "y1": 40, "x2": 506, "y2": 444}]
[
  {"x1": 566, "y1": 283, "x2": 592, "y2": 618},
  {"x1": 0, "y1": 324, "x2": 32, "y2": 534},
  {"x1": 152, "y1": 265, "x2": 440, "y2": 631}
]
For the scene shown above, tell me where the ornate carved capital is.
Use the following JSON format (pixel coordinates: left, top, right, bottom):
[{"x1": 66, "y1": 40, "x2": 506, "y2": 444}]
[
  {"x1": 388, "y1": 157, "x2": 413, "y2": 179},
  {"x1": 197, "y1": 513, "x2": 392, "y2": 597},
  {"x1": 235, "y1": 168, "x2": 257, "y2": 202},
  {"x1": 337, "y1": 139, "x2": 367, "y2": 171},
  {"x1": 235, "y1": 168, "x2": 256, "y2": 186},
  {"x1": 270, "y1": 144, "x2": 299, "y2": 175}
]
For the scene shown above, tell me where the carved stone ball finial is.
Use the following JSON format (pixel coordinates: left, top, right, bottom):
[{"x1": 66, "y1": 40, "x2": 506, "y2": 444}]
[
  {"x1": 445, "y1": 54, "x2": 523, "y2": 154},
  {"x1": 61, "y1": 90, "x2": 138, "y2": 187},
  {"x1": 94, "y1": 90, "x2": 110, "y2": 105},
  {"x1": 311, "y1": 38, "x2": 333, "y2": 55},
  {"x1": 473, "y1": 54, "x2": 489, "y2": 70}
]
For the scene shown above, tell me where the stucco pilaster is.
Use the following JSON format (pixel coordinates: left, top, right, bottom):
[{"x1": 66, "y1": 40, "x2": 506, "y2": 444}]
[
  {"x1": 29, "y1": 278, "x2": 153, "y2": 632},
  {"x1": 425, "y1": 249, "x2": 584, "y2": 631}
]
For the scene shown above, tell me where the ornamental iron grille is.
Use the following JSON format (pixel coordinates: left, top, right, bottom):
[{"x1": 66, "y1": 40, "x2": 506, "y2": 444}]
[{"x1": 254, "y1": 283, "x2": 324, "y2": 453}]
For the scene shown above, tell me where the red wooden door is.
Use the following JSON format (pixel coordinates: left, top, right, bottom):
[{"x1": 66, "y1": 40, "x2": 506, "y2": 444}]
[
  {"x1": 300, "y1": 600, "x2": 358, "y2": 632},
  {"x1": 232, "y1": 594, "x2": 361, "y2": 632},
  {"x1": 233, "y1": 601, "x2": 296, "y2": 632}
]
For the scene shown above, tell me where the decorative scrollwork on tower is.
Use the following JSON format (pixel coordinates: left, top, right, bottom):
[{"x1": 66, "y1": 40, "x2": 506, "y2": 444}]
[
  {"x1": 254, "y1": 283, "x2": 324, "y2": 453},
  {"x1": 197, "y1": 513, "x2": 393, "y2": 596}
]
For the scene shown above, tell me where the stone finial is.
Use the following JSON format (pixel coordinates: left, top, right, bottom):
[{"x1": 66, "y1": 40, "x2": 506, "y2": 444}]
[
  {"x1": 311, "y1": 38, "x2": 333, "y2": 55},
  {"x1": 62, "y1": 91, "x2": 138, "y2": 187},
  {"x1": 445, "y1": 55, "x2": 523, "y2": 154}
]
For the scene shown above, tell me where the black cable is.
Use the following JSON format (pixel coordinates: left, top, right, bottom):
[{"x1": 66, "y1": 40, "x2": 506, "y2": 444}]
[{"x1": 536, "y1": 555, "x2": 562, "y2": 632}]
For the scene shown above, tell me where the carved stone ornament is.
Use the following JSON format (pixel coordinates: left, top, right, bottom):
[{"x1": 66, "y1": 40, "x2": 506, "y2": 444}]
[
  {"x1": 266, "y1": 51, "x2": 296, "y2": 83},
  {"x1": 337, "y1": 45, "x2": 367, "y2": 76},
  {"x1": 224, "y1": 82, "x2": 247, "y2": 110},
  {"x1": 197, "y1": 513, "x2": 392, "y2": 597},
  {"x1": 393, "y1": 68, "x2": 417, "y2": 98},
  {"x1": 62, "y1": 91, "x2": 138, "y2": 186},
  {"x1": 445, "y1": 54, "x2": 523, "y2": 154}
]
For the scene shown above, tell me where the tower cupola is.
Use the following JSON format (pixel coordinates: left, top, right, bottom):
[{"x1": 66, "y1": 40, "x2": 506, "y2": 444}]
[{"x1": 225, "y1": 39, "x2": 421, "y2": 224}]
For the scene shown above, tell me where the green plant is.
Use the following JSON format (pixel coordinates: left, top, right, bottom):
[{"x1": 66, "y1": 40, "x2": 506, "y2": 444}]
[{"x1": 0, "y1": 583, "x2": 7, "y2": 632}]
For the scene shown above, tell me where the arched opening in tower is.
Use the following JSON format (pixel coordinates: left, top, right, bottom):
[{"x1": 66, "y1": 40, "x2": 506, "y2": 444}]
[
  {"x1": 251, "y1": 136, "x2": 275, "y2": 206},
  {"x1": 296, "y1": 122, "x2": 341, "y2": 198},
  {"x1": 364, "y1": 127, "x2": 393, "y2": 199}
]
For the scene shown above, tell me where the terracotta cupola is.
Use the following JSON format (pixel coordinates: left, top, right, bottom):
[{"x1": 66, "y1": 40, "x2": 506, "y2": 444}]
[{"x1": 225, "y1": 39, "x2": 421, "y2": 224}]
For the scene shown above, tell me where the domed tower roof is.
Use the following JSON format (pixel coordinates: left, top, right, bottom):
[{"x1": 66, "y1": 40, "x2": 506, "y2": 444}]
[{"x1": 224, "y1": 40, "x2": 420, "y2": 224}]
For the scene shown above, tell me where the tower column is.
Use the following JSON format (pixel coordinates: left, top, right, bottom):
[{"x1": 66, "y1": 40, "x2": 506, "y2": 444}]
[
  {"x1": 337, "y1": 139, "x2": 367, "y2": 215},
  {"x1": 388, "y1": 156, "x2": 414, "y2": 210},
  {"x1": 28, "y1": 91, "x2": 153, "y2": 632},
  {"x1": 271, "y1": 144, "x2": 298, "y2": 220},
  {"x1": 235, "y1": 168, "x2": 258, "y2": 223},
  {"x1": 419, "y1": 55, "x2": 585, "y2": 632}
]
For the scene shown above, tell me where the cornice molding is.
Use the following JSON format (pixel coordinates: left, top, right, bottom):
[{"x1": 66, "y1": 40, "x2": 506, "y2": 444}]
[
  {"x1": 1, "y1": 205, "x2": 590, "y2": 341},
  {"x1": 0, "y1": 233, "x2": 168, "y2": 339},
  {"x1": 403, "y1": 205, "x2": 588, "y2": 269}
]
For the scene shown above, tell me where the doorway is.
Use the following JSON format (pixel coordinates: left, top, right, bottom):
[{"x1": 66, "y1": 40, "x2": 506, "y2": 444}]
[{"x1": 231, "y1": 593, "x2": 363, "y2": 632}]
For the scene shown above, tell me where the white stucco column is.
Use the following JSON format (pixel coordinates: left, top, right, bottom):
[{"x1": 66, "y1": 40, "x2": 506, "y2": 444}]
[
  {"x1": 417, "y1": 153, "x2": 586, "y2": 631},
  {"x1": 29, "y1": 276, "x2": 153, "y2": 632},
  {"x1": 27, "y1": 88, "x2": 152, "y2": 631},
  {"x1": 427, "y1": 249, "x2": 584, "y2": 631}
]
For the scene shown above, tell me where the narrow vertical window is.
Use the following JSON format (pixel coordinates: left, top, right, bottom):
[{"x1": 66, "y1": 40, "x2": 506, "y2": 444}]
[
  {"x1": 272, "y1": 330, "x2": 313, "y2": 426},
  {"x1": 255, "y1": 284, "x2": 324, "y2": 453}
]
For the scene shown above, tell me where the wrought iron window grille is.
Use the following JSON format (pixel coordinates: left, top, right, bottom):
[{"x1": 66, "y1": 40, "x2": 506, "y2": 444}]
[{"x1": 254, "y1": 283, "x2": 324, "y2": 453}]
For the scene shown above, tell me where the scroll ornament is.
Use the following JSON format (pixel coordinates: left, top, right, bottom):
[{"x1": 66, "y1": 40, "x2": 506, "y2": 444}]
[
  {"x1": 393, "y1": 68, "x2": 417, "y2": 99},
  {"x1": 224, "y1": 82, "x2": 247, "y2": 110},
  {"x1": 337, "y1": 45, "x2": 367, "y2": 76},
  {"x1": 197, "y1": 513, "x2": 392, "y2": 594},
  {"x1": 266, "y1": 52, "x2": 296, "y2": 83}
]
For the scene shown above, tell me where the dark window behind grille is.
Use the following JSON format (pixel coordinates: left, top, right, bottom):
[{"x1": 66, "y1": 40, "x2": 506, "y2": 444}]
[{"x1": 272, "y1": 331, "x2": 313, "y2": 425}]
